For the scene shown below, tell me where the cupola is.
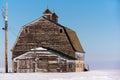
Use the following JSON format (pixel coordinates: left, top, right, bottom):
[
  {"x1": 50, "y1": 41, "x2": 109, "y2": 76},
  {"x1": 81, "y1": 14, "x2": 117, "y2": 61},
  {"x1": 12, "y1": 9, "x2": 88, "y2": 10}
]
[{"x1": 43, "y1": 9, "x2": 58, "y2": 23}]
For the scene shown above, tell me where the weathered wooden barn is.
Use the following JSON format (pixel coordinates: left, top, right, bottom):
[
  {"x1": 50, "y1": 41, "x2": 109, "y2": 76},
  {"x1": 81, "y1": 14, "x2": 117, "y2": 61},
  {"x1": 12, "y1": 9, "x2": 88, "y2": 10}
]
[{"x1": 12, "y1": 9, "x2": 85, "y2": 73}]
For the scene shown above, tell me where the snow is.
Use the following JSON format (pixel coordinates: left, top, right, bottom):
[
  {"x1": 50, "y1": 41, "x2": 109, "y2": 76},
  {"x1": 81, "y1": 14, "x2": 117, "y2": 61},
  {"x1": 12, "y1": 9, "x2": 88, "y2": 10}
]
[
  {"x1": 31, "y1": 47, "x2": 47, "y2": 51},
  {"x1": 0, "y1": 69, "x2": 120, "y2": 80}
]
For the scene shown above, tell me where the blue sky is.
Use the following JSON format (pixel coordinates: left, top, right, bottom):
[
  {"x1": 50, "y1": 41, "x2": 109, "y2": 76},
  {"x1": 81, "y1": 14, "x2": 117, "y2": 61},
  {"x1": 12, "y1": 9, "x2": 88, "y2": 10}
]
[{"x1": 0, "y1": 0, "x2": 120, "y2": 70}]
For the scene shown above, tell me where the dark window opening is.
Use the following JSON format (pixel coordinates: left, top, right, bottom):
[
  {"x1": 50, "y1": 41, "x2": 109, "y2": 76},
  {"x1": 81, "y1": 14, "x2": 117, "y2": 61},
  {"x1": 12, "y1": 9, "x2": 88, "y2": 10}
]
[
  {"x1": 25, "y1": 29, "x2": 28, "y2": 33},
  {"x1": 60, "y1": 29, "x2": 63, "y2": 33},
  {"x1": 25, "y1": 28, "x2": 29, "y2": 33}
]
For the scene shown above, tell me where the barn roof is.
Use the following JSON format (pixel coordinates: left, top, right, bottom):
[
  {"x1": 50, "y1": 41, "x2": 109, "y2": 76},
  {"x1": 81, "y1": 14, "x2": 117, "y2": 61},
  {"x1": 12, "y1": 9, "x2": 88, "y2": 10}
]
[
  {"x1": 64, "y1": 28, "x2": 85, "y2": 53},
  {"x1": 42, "y1": 17, "x2": 85, "y2": 53},
  {"x1": 13, "y1": 16, "x2": 84, "y2": 52},
  {"x1": 14, "y1": 47, "x2": 76, "y2": 60}
]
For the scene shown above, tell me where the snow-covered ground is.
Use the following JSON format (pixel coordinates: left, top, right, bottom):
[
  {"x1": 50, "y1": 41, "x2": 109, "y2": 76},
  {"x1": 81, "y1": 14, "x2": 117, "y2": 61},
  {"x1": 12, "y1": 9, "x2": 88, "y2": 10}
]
[{"x1": 0, "y1": 69, "x2": 120, "y2": 80}]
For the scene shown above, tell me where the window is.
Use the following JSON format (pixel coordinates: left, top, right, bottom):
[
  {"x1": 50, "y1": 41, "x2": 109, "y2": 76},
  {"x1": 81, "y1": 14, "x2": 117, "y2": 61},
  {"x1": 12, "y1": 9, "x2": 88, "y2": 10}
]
[
  {"x1": 24, "y1": 28, "x2": 29, "y2": 33},
  {"x1": 60, "y1": 29, "x2": 63, "y2": 33}
]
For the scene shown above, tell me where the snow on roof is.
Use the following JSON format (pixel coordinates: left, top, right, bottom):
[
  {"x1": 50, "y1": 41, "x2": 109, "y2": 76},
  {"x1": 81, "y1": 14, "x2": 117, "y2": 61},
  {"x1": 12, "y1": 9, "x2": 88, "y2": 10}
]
[
  {"x1": 14, "y1": 47, "x2": 50, "y2": 60},
  {"x1": 31, "y1": 47, "x2": 47, "y2": 51}
]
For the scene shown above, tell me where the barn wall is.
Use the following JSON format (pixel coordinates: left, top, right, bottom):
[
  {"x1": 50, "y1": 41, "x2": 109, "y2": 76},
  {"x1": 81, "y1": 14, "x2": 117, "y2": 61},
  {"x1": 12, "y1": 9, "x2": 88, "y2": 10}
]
[
  {"x1": 13, "y1": 57, "x2": 84, "y2": 73},
  {"x1": 13, "y1": 50, "x2": 68, "y2": 73},
  {"x1": 66, "y1": 61, "x2": 75, "y2": 72},
  {"x1": 75, "y1": 60, "x2": 84, "y2": 72}
]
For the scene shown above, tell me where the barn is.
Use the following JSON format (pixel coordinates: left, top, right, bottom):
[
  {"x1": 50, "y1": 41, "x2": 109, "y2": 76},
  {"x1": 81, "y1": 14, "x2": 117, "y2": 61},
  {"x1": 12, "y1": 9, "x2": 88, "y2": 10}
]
[{"x1": 12, "y1": 9, "x2": 85, "y2": 73}]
